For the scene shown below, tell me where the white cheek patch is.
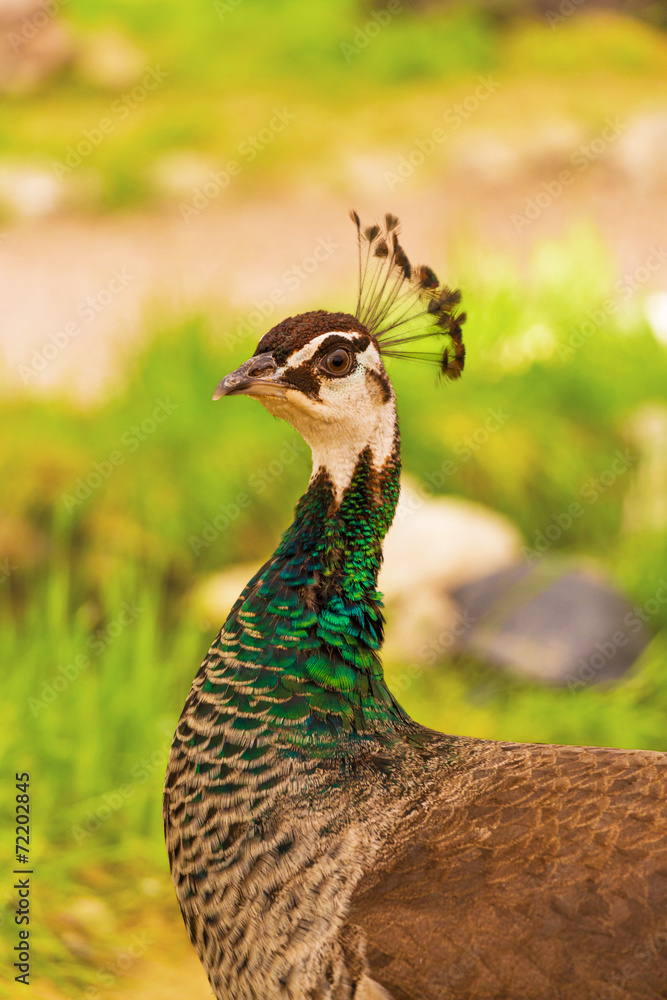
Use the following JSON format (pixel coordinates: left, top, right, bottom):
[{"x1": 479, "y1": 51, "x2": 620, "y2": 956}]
[
  {"x1": 360, "y1": 342, "x2": 381, "y2": 365},
  {"x1": 355, "y1": 342, "x2": 383, "y2": 374}
]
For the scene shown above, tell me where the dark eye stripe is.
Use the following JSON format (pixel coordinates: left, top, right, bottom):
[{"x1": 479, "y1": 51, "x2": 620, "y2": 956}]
[
  {"x1": 281, "y1": 362, "x2": 321, "y2": 398},
  {"x1": 309, "y1": 333, "x2": 370, "y2": 364}
]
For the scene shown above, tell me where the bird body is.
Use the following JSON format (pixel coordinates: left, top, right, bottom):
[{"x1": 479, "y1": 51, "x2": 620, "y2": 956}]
[{"x1": 164, "y1": 215, "x2": 667, "y2": 999}]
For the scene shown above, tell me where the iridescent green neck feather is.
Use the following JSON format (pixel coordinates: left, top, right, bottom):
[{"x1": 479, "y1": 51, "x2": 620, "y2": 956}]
[{"x1": 208, "y1": 426, "x2": 407, "y2": 747}]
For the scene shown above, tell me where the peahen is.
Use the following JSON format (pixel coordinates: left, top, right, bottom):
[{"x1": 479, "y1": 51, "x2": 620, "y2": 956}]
[{"x1": 164, "y1": 212, "x2": 667, "y2": 1000}]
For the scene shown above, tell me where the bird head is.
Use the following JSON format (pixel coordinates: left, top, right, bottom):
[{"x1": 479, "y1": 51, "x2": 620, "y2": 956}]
[
  {"x1": 213, "y1": 212, "x2": 466, "y2": 499},
  {"x1": 214, "y1": 310, "x2": 397, "y2": 497}
]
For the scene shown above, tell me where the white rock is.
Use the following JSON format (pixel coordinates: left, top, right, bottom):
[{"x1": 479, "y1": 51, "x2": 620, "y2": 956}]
[
  {"x1": 0, "y1": 164, "x2": 63, "y2": 218},
  {"x1": 611, "y1": 112, "x2": 667, "y2": 188},
  {"x1": 75, "y1": 29, "x2": 147, "y2": 90},
  {"x1": 150, "y1": 152, "x2": 224, "y2": 203},
  {"x1": 193, "y1": 562, "x2": 258, "y2": 628},
  {"x1": 379, "y1": 480, "x2": 522, "y2": 663},
  {"x1": 645, "y1": 291, "x2": 667, "y2": 347}
]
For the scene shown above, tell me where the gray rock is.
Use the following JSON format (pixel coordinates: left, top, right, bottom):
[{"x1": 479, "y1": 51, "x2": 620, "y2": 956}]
[{"x1": 451, "y1": 560, "x2": 652, "y2": 688}]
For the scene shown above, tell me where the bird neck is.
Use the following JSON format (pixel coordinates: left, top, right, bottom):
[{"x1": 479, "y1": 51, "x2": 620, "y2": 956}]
[
  {"x1": 219, "y1": 418, "x2": 408, "y2": 741},
  {"x1": 299, "y1": 394, "x2": 400, "y2": 504},
  {"x1": 278, "y1": 423, "x2": 401, "y2": 609}
]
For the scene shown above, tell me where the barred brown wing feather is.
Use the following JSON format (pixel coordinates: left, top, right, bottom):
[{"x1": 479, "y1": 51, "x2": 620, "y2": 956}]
[{"x1": 347, "y1": 742, "x2": 667, "y2": 1000}]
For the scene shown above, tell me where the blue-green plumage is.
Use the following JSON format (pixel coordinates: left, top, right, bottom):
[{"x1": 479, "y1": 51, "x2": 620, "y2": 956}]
[
  {"x1": 202, "y1": 440, "x2": 407, "y2": 755},
  {"x1": 206, "y1": 439, "x2": 405, "y2": 743}
]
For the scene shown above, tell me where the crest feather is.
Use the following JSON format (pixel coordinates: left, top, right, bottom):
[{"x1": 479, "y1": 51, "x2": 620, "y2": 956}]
[{"x1": 350, "y1": 210, "x2": 466, "y2": 380}]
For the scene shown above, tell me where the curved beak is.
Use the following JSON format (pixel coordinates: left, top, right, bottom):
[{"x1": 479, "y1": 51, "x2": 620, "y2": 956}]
[{"x1": 212, "y1": 353, "x2": 288, "y2": 401}]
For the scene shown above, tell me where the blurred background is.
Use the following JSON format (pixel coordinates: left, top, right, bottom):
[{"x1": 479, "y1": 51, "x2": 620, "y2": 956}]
[{"x1": 1, "y1": 0, "x2": 667, "y2": 995}]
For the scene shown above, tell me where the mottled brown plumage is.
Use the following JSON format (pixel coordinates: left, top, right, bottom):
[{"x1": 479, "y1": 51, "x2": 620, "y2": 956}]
[{"x1": 349, "y1": 741, "x2": 667, "y2": 999}]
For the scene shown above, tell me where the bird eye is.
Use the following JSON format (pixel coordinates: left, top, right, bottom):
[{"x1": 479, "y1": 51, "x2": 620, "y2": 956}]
[{"x1": 321, "y1": 347, "x2": 353, "y2": 377}]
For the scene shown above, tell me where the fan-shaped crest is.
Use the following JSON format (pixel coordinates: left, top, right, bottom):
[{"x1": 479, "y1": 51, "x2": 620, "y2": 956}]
[{"x1": 350, "y1": 210, "x2": 466, "y2": 379}]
